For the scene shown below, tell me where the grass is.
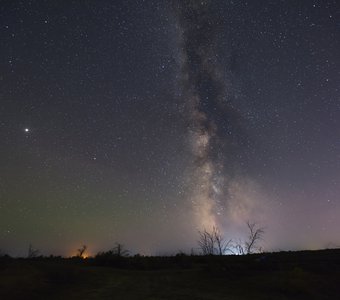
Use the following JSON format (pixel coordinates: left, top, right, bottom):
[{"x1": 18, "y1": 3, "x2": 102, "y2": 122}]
[{"x1": 0, "y1": 249, "x2": 339, "y2": 299}]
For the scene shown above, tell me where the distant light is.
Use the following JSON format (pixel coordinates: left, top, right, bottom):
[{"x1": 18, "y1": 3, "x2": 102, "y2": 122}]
[{"x1": 24, "y1": 128, "x2": 30, "y2": 132}]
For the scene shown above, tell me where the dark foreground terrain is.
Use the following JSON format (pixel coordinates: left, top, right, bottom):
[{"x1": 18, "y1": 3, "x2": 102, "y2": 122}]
[{"x1": 1, "y1": 249, "x2": 340, "y2": 300}]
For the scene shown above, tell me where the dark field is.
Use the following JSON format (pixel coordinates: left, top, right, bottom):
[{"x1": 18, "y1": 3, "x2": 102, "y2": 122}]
[{"x1": 1, "y1": 249, "x2": 340, "y2": 300}]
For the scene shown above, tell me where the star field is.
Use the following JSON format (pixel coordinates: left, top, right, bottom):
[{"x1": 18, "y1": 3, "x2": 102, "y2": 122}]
[{"x1": 0, "y1": 0, "x2": 339, "y2": 256}]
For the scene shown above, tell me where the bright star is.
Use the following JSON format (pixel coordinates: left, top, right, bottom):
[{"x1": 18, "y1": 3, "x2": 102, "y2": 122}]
[{"x1": 24, "y1": 128, "x2": 30, "y2": 132}]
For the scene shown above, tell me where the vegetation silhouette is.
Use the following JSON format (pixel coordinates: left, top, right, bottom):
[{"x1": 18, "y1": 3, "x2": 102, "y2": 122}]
[
  {"x1": 76, "y1": 245, "x2": 87, "y2": 258},
  {"x1": 1, "y1": 224, "x2": 339, "y2": 299},
  {"x1": 27, "y1": 243, "x2": 40, "y2": 258},
  {"x1": 1, "y1": 248, "x2": 340, "y2": 299},
  {"x1": 198, "y1": 221, "x2": 265, "y2": 255}
]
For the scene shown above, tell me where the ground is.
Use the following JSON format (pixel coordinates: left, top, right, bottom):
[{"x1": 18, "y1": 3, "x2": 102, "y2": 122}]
[{"x1": 1, "y1": 249, "x2": 339, "y2": 299}]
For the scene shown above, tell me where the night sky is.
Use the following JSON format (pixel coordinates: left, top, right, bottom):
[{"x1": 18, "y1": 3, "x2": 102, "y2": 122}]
[{"x1": 1, "y1": 0, "x2": 339, "y2": 256}]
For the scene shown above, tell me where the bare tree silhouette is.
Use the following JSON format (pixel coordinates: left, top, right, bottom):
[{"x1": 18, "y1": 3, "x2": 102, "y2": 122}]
[
  {"x1": 198, "y1": 228, "x2": 215, "y2": 255},
  {"x1": 28, "y1": 244, "x2": 40, "y2": 258},
  {"x1": 77, "y1": 245, "x2": 87, "y2": 258},
  {"x1": 234, "y1": 221, "x2": 265, "y2": 255},
  {"x1": 112, "y1": 243, "x2": 129, "y2": 257},
  {"x1": 245, "y1": 221, "x2": 265, "y2": 254},
  {"x1": 198, "y1": 226, "x2": 232, "y2": 255}
]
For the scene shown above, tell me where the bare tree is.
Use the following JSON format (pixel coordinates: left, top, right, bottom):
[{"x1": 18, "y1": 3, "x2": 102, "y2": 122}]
[
  {"x1": 213, "y1": 226, "x2": 233, "y2": 255},
  {"x1": 77, "y1": 245, "x2": 87, "y2": 258},
  {"x1": 198, "y1": 226, "x2": 232, "y2": 255},
  {"x1": 244, "y1": 221, "x2": 265, "y2": 254},
  {"x1": 198, "y1": 228, "x2": 215, "y2": 255},
  {"x1": 235, "y1": 240, "x2": 245, "y2": 255},
  {"x1": 230, "y1": 222, "x2": 265, "y2": 255},
  {"x1": 112, "y1": 243, "x2": 129, "y2": 257},
  {"x1": 28, "y1": 244, "x2": 40, "y2": 258}
]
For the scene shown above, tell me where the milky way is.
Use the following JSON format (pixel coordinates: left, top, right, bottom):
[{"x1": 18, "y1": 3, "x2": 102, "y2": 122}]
[{"x1": 176, "y1": 1, "x2": 257, "y2": 232}]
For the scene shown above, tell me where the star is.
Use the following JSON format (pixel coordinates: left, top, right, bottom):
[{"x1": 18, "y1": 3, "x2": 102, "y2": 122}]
[{"x1": 24, "y1": 128, "x2": 30, "y2": 132}]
